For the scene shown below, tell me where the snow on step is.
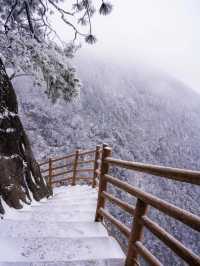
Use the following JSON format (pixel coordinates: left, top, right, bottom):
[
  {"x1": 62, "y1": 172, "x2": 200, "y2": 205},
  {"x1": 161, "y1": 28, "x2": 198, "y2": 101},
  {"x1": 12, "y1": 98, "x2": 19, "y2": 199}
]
[
  {"x1": 0, "y1": 260, "x2": 125, "y2": 266},
  {"x1": 53, "y1": 185, "x2": 97, "y2": 198},
  {"x1": 0, "y1": 221, "x2": 108, "y2": 238},
  {"x1": 38, "y1": 198, "x2": 97, "y2": 207},
  {"x1": 48, "y1": 195, "x2": 97, "y2": 203},
  {"x1": 0, "y1": 185, "x2": 125, "y2": 266},
  {"x1": 52, "y1": 188, "x2": 97, "y2": 198},
  {"x1": 5, "y1": 209, "x2": 95, "y2": 222},
  {"x1": 30, "y1": 202, "x2": 97, "y2": 212},
  {"x1": 0, "y1": 237, "x2": 125, "y2": 263},
  {"x1": 49, "y1": 192, "x2": 97, "y2": 202},
  {"x1": 53, "y1": 188, "x2": 97, "y2": 198}
]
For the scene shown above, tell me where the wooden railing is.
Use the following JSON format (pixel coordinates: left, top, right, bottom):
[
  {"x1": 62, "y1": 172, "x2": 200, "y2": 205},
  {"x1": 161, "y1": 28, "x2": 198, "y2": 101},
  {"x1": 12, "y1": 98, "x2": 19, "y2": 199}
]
[
  {"x1": 39, "y1": 145, "x2": 102, "y2": 188},
  {"x1": 95, "y1": 145, "x2": 200, "y2": 266},
  {"x1": 39, "y1": 144, "x2": 200, "y2": 266}
]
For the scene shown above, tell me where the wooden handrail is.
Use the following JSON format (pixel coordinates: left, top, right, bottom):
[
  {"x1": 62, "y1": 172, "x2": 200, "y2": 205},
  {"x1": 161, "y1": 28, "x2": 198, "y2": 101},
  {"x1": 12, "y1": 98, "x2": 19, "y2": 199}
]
[
  {"x1": 51, "y1": 170, "x2": 73, "y2": 178},
  {"x1": 95, "y1": 145, "x2": 112, "y2": 221},
  {"x1": 101, "y1": 191, "x2": 135, "y2": 215},
  {"x1": 92, "y1": 145, "x2": 101, "y2": 188},
  {"x1": 72, "y1": 150, "x2": 79, "y2": 186},
  {"x1": 141, "y1": 216, "x2": 200, "y2": 265},
  {"x1": 95, "y1": 169, "x2": 101, "y2": 176},
  {"x1": 98, "y1": 207, "x2": 130, "y2": 238},
  {"x1": 95, "y1": 145, "x2": 200, "y2": 266},
  {"x1": 39, "y1": 146, "x2": 101, "y2": 188},
  {"x1": 51, "y1": 163, "x2": 73, "y2": 171},
  {"x1": 105, "y1": 157, "x2": 200, "y2": 185},
  {"x1": 134, "y1": 241, "x2": 163, "y2": 266},
  {"x1": 77, "y1": 159, "x2": 95, "y2": 165},
  {"x1": 51, "y1": 153, "x2": 76, "y2": 163},
  {"x1": 95, "y1": 178, "x2": 99, "y2": 187},
  {"x1": 48, "y1": 158, "x2": 52, "y2": 187},
  {"x1": 104, "y1": 174, "x2": 200, "y2": 232},
  {"x1": 126, "y1": 199, "x2": 148, "y2": 265},
  {"x1": 76, "y1": 176, "x2": 92, "y2": 180},
  {"x1": 79, "y1": 149, "x2": 96, "y2": 156},
  {"x1": 52, "y1": 177, "x2": 72, "y2": 184}
]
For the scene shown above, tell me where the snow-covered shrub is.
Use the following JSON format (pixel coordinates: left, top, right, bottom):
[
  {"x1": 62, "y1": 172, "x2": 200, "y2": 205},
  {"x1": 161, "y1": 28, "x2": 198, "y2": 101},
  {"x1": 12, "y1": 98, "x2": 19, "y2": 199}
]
[{"x1": 0, "y1": 32, "x2": 80, "y2": 103}]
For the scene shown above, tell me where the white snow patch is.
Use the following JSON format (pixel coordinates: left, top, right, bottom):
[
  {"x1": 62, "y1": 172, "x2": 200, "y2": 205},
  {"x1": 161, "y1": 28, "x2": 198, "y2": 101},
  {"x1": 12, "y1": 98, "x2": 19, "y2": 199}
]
[{"x1": 0, "y1": 185, "x2": 125, "y2": 264}]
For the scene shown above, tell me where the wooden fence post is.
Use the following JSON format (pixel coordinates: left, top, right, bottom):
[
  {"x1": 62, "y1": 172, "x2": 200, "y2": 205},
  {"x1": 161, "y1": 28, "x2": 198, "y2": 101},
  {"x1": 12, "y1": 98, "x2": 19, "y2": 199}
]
[
  {"x1": 92, "y1": 145, "x2": 101, "y2": 188},
  {"x1": 126, "y1": 199, "x2": 148, "y2": 266},
  {"x1": 49, "y1": 158, "x2": 52, "y2": 188},
  {"x1": 95, "y1": 145, "x2": 112, "y2": 222},
  {"x1": 72, "y1": 150, "x2": 79, "y2": 186}
]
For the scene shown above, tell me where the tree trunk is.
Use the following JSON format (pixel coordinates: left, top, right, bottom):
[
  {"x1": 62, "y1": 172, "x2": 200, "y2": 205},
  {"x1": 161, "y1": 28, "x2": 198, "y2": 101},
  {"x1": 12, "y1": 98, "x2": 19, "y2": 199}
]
[{"x1": 0, "y1": 58, "x2": 52, "y2": 214}]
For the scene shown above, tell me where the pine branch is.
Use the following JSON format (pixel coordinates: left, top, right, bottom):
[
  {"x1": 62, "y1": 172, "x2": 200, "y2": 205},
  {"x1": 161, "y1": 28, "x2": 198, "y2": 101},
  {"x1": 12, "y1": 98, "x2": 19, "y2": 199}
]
[{"x1": 4, "y1": 0, "x2": 19, "y2": 33}]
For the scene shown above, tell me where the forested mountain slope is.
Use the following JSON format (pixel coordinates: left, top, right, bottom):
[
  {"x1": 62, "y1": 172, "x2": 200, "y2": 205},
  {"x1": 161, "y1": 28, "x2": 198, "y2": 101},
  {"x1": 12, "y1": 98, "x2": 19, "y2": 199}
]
[
  {"x1": 13, "y1": 54, "x2": 200, "y2": 265},
  {"x1": 14, "y1": 55, "x2": 200, "y2": 168}
]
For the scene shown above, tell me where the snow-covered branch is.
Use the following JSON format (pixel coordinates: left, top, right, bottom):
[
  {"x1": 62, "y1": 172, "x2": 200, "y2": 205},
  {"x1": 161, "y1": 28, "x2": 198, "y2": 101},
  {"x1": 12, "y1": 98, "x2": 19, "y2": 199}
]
[{"x1": 0, "y1": 0, "x2": 113, "y2": 102}]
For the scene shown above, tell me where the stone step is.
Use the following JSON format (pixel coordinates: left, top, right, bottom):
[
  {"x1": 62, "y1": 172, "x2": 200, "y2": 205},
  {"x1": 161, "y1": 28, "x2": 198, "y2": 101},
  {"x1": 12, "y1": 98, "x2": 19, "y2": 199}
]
[
  {"x1": 3, "y1": 209, "x2": 95, "y2": 222},
  {"x1": 37, "y1": 198, "x2": 97, "y2": 207},
  {"x1": 0, "y1": 221, "x2": 108, "y2": 238},
  {"x1": 28, "y1": 203, "x2": 97, "y2": 213},
  {"x1": 53, "y1": 185, "x2": 97, "y2": 195},
  {"x1": 48, "y1": 195, "x2": 97, "y2": 203},
  {"x1": 0, "y1": 237, "x2": 125, "y2": 264},
  {"x1": 0, "y1": 258, "x2": 124, "y2": 266},
  {"x1": 53, "y1": 188, "x2": 97, "y2": 197}
]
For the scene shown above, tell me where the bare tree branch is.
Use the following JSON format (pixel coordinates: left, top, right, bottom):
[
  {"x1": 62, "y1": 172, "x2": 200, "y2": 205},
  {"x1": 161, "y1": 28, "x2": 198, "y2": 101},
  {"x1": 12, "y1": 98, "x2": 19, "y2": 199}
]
[
  {"x1": 4, "y1": 0, "x2": 19, "y2": 33},
  {"x1": 24, "y1": 0, "x2": 41, "y2": 42},
  {"x1": 48, "y1": 0, "x2": 74, "y2": 16},
  {"x1": 1, "y1": 0, "x2": 113, "y2": 46}
]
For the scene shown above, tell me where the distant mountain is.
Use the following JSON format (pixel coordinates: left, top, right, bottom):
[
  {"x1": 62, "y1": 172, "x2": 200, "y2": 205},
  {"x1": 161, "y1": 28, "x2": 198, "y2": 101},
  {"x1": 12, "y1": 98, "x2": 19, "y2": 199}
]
[{"x1": 13, "y1": 54, "x2": 200, "y2": 265}]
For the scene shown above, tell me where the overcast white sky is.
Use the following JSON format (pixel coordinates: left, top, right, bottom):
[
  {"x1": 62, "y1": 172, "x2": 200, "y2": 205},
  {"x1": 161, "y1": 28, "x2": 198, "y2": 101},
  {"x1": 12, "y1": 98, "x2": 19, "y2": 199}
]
[{"x1": 55, "y1": 0, "x2": 200, "y2": 92}]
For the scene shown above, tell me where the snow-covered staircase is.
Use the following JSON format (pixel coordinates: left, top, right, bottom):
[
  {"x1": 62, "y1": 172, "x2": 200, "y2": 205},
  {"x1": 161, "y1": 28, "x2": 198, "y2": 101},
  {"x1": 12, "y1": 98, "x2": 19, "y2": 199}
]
[{"x1": 0, "y1": 185, "x2": 125, "y2": 265}]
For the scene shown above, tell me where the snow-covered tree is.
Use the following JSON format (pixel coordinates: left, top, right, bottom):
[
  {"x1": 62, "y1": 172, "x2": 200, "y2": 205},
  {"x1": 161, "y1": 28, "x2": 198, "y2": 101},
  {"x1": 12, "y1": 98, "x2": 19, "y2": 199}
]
[
  {"x1": 0, "y1": 0, "x2": 112, "y2": 101},
  {"x1": 0, "y1": 0, "x2": 112, "y2": 213}
]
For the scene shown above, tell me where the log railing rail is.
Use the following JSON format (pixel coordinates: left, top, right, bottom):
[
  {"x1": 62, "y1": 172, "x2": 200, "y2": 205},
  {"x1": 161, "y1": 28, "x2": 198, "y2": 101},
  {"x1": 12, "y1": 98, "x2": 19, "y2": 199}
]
[
  {"x1": 39, "y1": 144, "x2": 200, "y2": 266},
  {"x1": 92, "y1": 145, "x2": 101, "y2": 188},
  {"x1": 39, "y1": 147, "x2": 102, "y2": 187},
  {"x1": 95, "y1": 145, "x2": 200, "y2": 266}
]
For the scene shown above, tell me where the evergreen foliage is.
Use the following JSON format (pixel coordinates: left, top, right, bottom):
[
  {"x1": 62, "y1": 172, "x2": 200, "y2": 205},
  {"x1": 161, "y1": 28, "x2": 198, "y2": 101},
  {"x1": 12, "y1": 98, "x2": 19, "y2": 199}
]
[{"x1": 0, "y1": 0, "x2": 112, "y2": 102}]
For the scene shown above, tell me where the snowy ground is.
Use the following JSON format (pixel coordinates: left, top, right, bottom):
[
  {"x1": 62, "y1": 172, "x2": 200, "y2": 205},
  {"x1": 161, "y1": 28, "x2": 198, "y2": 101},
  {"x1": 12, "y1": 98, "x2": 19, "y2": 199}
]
[{"x1": 0, "y1": 185, "x2": 125, "y2": 266}]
